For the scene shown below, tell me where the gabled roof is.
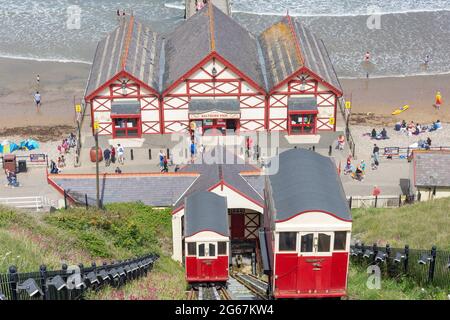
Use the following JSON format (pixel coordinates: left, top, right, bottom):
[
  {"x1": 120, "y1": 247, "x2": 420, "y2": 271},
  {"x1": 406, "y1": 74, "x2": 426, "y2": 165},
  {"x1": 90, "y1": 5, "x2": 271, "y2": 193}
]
[
  {"x1": 163, "y1": 3, "x2": 266, "y2": 93},
  {"x1": 266, "y1": 148, "x2": 351, "y2": 222},
  {"x1": 85, "y1": 16, "x2": 162, "y2": 98},
  {"x1": 413, "y1": 151, "x2": 450, "y2": 187},
  {"x1": 259, "y1": 16, "x2": 342, "y2": 95},
  {"x1": 185, "y1": 192, "x2": 229, "y2": 237},
  {"x1": 173, "y1": 149, "x2": 264, "y2": 211}
]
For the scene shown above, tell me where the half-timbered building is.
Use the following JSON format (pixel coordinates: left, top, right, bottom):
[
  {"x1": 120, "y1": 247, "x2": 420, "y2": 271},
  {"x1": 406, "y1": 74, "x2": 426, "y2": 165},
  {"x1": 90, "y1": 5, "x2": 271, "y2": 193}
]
[{"x1": 85, "y1": 3, "x2": 342, "y2": 137}]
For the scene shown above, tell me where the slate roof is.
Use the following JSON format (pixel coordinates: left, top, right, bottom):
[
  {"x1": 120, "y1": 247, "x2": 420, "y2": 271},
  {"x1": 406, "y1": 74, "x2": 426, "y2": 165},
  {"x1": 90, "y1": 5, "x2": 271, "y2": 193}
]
[
  {"x1": 259, "y1": 17, "x2": 342, "y2": 94},
  {"x1": 163, "y1": 4, "x2": 265, "y2": 92},
  {"x1": 51, "y1": 175, "x2": 197, "y2": 207},
  {"x1": 184, "y1": 192, "x2": 229, "y2": 237},
  {"x1": 85, "y1": 6, "x2": 341, "y2": 105},
  {"x1": 173, "y1": 148, "x2": 264, "y2": 210},
  {"x1": 288, "y1": 97, "x2": 318, "y2": 112},
  {"x1": 111, "y1": 101, "x2": 141, "y2": 115},
  {"x1": 266, "y1": 148, "x2": 351, "y2": 222},
  {"x1": 413, "y1": 152, "x2": 450, "y2": 187},
  {"x1": 189, "y1": 99, "x2": 240, "y2": 114},
  {"x1": 85, "y1": 17, "x2": 162, "y2": 98}
]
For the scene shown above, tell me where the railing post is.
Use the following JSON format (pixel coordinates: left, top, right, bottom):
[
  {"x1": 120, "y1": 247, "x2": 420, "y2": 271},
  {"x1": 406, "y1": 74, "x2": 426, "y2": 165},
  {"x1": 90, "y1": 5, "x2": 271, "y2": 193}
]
[
  {"x1": 374, "y1": 195, "x2": 378, "y2": 208},
  {"x1": 148, "y1": 149, "x2": 152, "y2": 160},
  {"x1": 428, "y1": 246, "x2": 437, "y2": 283},
  {"x1": 398, "y1": 194, "x2": 402, "y2": 207},
  {"x1": 372, "y1": 243, "x2": 378, "y2": 264},
  {"x1": 63, "y1": 190, "x2": 67, "y2": 210},
  {"x1": 348, "y1": 196, "x2": 353, "y2": 209},
  {"x1": 85, "y1": 194, "x2": 88, "y2": 209},
  {"x1": 8, "y1": 266, "x2": 18, "y2": 300},
  {"x1": 404, "y1": 245, "x2": 409, "y2": 274},
  {"x1": 61, "y1": 263, "x2": 68, "y2": 300},
  {"x1": 418, "y1": 191, "x2": 421, "y2": 202},
  {"x1": 328, "y1": 145, "x2": 332, "y2": 156},
  {"x1": 130, "y1": 149, "x2": 134, "y2": 161},
  {"x1": 40, "y1": 265, "x2": 47, "y2": 300}
]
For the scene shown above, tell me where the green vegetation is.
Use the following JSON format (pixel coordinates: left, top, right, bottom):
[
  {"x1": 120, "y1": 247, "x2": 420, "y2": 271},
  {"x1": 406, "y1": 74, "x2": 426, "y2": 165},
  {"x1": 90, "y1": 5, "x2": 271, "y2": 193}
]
[
  {"x1": 348, "y1": 198, "x2": 450, "y2": 300},
  {"x1": 352, "y1": 198, "x2": 450, "y2": 250},
  {"x1": 0, "y1": 203, "x2": 186, "y2": 300}
]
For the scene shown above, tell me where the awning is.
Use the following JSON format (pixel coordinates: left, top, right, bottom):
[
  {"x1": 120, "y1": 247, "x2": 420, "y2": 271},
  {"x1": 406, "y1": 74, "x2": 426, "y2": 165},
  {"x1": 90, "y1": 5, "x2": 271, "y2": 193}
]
[
  {"x1": 111, "y1": 101, "x2": 141, "y2": 115},
  {"x1": 189, "y1": 99, "x2": 240, "y2": 119},
  {"x1": 288, "y1": 97, "x2": 318, "y2": 113}
]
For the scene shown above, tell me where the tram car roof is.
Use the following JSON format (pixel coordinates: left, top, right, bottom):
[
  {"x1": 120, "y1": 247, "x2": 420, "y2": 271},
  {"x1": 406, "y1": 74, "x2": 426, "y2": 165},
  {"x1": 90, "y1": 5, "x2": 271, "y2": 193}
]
[
  {"x1": 266, "y1": 148, "x2": 352, "y2": 222},
  {"x1": 184, "y1": 191, "x2": 229, "y2": 237}
]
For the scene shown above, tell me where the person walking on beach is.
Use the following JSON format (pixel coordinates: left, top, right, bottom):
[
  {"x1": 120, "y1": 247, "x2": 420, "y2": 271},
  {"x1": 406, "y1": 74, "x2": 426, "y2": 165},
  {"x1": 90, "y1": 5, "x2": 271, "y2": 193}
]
[
  {"x1": 372, "y1": 144, "x2": 380, "y2": 169},
  {"x1": 424, "y1": 54, "x2": 430, "y2": 68},
  {"x1": 104, "y1": 147, "x2": 111, "y2": 167},
  {"x1": 33, "y1": 91, "x2": 41, "y2": 109},
  {"x1": 434, "y1": 91, "x2": 442, "y2": 110},
  {"x1": 117, "y1": 144, "x2": 125, "y2": 165},
  {"x1": 364, "y1": 51, "x2": 370, "y2": 62}
]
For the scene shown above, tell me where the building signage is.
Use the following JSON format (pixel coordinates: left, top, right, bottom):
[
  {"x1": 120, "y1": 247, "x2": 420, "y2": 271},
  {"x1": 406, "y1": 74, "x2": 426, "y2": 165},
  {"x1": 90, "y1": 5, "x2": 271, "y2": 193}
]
[{"x1": 189, "y1": 111, "x2": 240, "y2": 120}]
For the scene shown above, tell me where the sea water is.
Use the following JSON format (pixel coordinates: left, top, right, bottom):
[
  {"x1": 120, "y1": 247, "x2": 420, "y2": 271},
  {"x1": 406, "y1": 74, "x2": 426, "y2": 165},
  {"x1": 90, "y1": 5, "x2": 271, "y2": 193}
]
[{"x1": 0, "y1": 0, "x2": 449, "y2": 79}]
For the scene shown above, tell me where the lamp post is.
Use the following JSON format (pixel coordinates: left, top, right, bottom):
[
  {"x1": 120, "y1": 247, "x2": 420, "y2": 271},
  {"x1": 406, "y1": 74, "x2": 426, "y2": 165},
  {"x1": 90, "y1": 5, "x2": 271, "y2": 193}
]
[{"x1": 94, "y1": 121, "x2": 100, "y2": 208}]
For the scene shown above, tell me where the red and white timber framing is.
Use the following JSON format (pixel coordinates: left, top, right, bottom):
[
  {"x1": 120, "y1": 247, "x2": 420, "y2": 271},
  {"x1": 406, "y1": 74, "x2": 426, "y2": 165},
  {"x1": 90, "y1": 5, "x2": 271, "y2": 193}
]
[
  {"x1": 267, "y1": 68, "x2": 340, "y2": 132},
  {"x1": 162, "y1": 54, "x2": 266, "y2": 134},
  {"x1": 86, "y1": 70, "x2": 161, "y2": 136}
]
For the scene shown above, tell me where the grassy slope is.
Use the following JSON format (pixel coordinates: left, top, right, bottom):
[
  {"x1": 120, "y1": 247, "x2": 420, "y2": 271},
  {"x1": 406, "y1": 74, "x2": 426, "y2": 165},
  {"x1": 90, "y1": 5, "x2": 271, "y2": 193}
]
[
  {"x1": 0, "y1": 203, "x2": 186, "y2": 300},
  {"x1": 351, "y1": 198, "x2": 450, "y2": 250},
  {"x1": 348, "y1": 198, "x2": 450, "y2": 300}
]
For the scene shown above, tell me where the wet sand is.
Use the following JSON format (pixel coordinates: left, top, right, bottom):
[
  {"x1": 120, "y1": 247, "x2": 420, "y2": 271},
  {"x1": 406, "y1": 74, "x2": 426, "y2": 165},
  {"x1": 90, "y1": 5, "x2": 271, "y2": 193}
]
[
  {"x1": 0, "y1": 58, "x2": 90, "y2": 132},
  {"x1": 341, "y1": 74, "x2": 450, "y2": 126},
  {"x1": 0, "y1": 57, "x2": 448, "y2": 135}
]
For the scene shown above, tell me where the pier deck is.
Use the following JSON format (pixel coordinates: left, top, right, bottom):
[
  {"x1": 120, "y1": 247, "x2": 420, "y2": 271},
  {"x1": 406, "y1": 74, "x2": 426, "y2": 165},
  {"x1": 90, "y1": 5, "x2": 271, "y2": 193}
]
[{"x1": 185, "y1": 0, "x2": 231, "y2": 18}]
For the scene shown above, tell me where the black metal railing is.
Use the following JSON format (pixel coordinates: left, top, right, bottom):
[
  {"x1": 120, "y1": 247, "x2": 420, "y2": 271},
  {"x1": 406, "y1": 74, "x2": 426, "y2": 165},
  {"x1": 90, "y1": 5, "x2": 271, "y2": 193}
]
[
  {"x1": 0, "y1": 253, "x2": 159, "y2": 300},
  {"x1": 350, "y1": 244, "x2": 449, "y2": 288}
]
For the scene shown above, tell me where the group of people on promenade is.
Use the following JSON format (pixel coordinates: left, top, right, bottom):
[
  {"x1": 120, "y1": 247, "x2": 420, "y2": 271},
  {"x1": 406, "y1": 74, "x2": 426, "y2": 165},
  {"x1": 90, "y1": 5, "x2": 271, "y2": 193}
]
[{"x1": 50, "y1": 133, "x2": 77, "y2": 174}]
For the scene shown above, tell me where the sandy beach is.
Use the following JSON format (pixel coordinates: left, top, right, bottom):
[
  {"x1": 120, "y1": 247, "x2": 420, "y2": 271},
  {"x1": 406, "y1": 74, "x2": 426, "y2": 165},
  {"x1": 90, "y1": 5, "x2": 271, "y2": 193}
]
[
  {"x1": 341, "y1": 74, "x2": 450, "y2": 126},
  {"x1": 0, "y1": 57, "x2": 90, "y2": 133}
]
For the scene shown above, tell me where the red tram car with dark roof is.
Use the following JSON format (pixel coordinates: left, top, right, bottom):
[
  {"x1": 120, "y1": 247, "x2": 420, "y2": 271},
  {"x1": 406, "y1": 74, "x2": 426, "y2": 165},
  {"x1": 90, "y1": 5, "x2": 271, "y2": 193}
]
[
  {"x1": 184, "y1": 192, "x2": 230, "y2": 288},
  {"x1": 260, "y1": 149, "x2": 352, "y2": 299}
]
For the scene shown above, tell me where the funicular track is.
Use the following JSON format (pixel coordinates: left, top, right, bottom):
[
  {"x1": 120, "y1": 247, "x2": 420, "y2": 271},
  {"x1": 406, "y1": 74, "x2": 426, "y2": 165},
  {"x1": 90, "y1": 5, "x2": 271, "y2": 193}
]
[
  {"x1": 187, "y1": 286, "x2": 232, "y2": 300},
  {"x1": 228, "y1": 273, "x2": 268, "y2": 300}
]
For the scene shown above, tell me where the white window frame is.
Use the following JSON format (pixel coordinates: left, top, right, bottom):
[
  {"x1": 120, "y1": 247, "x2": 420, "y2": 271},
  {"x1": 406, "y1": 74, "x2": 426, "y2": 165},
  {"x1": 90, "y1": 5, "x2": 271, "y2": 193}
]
[
  {"x1": 332, "y1": 231, "x2": 349, "y2": 252},
  {"x1": 299, "y1": 232, "x2": 315, "y2": 255},
  {"x1": 197, "y1": 241, "x2": 217, "y2": 259},
  {"x1": 315, "y1": 232, "x2": 334, "y2": 257},
  {"x1": 185, "y1": 241, "x2": 197, "y2": 257},
  {"x1": 275, "y1": 231, "x2": 298, "y2": 253}
]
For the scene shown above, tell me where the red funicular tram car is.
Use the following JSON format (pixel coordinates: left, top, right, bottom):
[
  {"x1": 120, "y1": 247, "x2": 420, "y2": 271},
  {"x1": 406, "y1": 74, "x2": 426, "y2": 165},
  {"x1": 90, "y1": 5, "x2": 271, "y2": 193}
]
[
  {"x1": 184, "y1": 192, "x2": 230, "y2": 288},
  {"x1": 260, "y1": 149, "x2": 352, "y2": 299}
]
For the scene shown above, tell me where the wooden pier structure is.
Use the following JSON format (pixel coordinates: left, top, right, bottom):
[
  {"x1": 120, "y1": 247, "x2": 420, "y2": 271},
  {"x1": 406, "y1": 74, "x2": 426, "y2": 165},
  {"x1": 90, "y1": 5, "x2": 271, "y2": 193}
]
[{"x1": 185, "y1": 0, "x2": 231, "y2": 18}]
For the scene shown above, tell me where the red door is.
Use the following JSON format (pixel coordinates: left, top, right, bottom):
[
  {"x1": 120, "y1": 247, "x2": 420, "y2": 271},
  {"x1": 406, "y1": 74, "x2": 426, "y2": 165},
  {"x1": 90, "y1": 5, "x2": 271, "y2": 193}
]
[{"x1": 230, "y1": 214, "x2": 245, "y2": 239}]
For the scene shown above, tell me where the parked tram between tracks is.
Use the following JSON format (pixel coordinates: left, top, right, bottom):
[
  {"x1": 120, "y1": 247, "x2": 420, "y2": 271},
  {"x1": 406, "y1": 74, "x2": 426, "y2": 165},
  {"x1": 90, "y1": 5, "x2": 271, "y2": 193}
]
[
  {"x1": 184, "y1": 192, "x2": 230, "y2": 288},
  {"x1": 260, "y1": 149, "x2": 352, "y2": 299}
]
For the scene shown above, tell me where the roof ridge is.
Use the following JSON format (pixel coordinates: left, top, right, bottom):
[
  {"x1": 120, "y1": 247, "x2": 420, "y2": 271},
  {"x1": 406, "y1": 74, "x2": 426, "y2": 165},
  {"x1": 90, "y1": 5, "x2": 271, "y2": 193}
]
[
  {"x1": 208, "y1": 2, "x2": 216, "y2": 51},
  {"x1": 121, "y1": 15, "x2": 135, "y2": 70},
  {"x1": 286, "y1": 15, "x2": 305, "y2": 67}
]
